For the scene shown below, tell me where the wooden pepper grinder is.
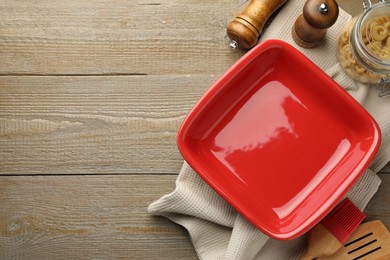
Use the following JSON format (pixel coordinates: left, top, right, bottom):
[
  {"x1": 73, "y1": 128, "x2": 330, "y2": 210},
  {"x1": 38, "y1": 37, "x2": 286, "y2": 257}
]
[
  {"x1": 227, "y1": 0, "x2": 287, "y2": 49},
  {"x1": 292, "y1": 0, "x2": 339, "y2": 48}
]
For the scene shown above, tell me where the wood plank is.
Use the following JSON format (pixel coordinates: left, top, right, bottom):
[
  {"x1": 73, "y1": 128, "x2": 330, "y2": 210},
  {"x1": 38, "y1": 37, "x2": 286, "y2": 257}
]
[
  {"x1": 0, "y1": 174, "x2": 389, "y2": 259},
  {"x1": 364, "y1": 173, "x2": 390, "y2": 224},
  {"x1": 0, "y1": 0, "x2": 244, "y2": 75},
  {"x1": 0, "y1": 75, "x2": 215, "y2": 175},
  {"x1": 0, "y1": 175, "x2": 197, "y2": 259},
  {"x1": 1, "y1": 75, "x2": 389, "y2": 175},
  {"x1": 0, "y1": 0, "x2": 364, "y2": 76}
]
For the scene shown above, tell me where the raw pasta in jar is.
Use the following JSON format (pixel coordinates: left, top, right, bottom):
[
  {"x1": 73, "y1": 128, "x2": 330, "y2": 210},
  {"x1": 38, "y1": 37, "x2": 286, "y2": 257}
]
[{"x1": 337, "y1": 14, "x2": 390, "y2": 84}]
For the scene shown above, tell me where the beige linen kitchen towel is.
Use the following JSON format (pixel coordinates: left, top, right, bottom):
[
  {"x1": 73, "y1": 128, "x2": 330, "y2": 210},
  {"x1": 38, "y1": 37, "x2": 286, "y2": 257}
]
[{"x1": 148, "y1": 1, "x2": 390, "y2": 259}]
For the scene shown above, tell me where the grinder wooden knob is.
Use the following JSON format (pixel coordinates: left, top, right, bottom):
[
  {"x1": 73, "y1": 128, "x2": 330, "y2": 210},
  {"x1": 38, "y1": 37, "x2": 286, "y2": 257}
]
[
  {"x1": 227, "y1": 0, "x2": 287, "y2": 49},
  {"x1": 292, "y1": 0, "x2": 339, "y2": 48}
]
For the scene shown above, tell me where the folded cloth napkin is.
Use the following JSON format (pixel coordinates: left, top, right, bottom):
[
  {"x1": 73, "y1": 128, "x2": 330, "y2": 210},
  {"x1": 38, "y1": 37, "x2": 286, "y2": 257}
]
[{"x1": 149, "y1": 2, "x2": 390, "y2": 259}]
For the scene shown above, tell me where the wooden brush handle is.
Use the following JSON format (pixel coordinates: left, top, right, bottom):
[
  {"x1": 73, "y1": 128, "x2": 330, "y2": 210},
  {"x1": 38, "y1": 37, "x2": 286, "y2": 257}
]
[
  {"x1": 227, "y1": 0, "x2": 287, "y2": 49},
  {"x1": 299, "y1": 224, "x2": 342, "y2": 260},
  {"x1": 292, "y1": 0, "x2": 339, "y2": 48}
]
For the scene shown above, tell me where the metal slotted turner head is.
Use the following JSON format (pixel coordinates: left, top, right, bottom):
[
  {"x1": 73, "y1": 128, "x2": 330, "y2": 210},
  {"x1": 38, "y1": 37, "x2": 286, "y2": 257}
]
[{"x1": 317, "y1": 220, "x2": 390, "y2": 260}]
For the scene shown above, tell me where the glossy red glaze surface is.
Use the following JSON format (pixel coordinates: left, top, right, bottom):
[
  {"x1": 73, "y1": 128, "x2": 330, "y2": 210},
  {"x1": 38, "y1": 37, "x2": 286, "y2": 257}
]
[{"x1": 177, "y1": 40, "x2": 381, "y2": 240}]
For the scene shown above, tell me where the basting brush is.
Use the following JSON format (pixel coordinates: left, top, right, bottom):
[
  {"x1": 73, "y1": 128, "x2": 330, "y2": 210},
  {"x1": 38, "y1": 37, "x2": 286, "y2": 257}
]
[{"x1": 300, "y1": 198, "x2": 366, "y2": 260}]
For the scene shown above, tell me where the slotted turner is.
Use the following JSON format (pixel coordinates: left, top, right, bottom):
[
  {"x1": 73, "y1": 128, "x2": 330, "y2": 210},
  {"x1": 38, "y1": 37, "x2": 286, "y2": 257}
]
[{"x1": 317, "y1": 220, "x2": 390, "y2": 260}]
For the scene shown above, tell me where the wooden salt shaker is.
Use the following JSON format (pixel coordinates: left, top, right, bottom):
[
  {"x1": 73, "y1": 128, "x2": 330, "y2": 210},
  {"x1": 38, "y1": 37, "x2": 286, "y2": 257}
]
[
  {"x1": 227, "y1": 0, "x2": 287, "y2": 49},
  {"x1": 292, "y1": 0, "x2": 339, "y2": 48}
]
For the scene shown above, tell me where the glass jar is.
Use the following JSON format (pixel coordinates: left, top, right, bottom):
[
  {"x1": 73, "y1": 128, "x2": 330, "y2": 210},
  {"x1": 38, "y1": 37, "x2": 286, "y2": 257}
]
[{"x1": 337, "y1": 0, "x2": 390, "y2": 96}]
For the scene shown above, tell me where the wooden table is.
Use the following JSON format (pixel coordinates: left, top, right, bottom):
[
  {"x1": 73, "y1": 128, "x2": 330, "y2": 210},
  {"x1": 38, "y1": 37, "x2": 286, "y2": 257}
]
[{"x1": 0, "y1": 0, "x2": 388, "y2": 258}]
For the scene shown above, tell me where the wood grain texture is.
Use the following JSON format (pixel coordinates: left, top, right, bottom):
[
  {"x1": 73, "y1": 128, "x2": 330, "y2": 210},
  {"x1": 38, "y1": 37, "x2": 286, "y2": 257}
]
[
  {"x1": 0, "y1": 75, "x2": 215, "y2": 174},
  {"x1": 0, "y1": 175, "x2": 197, "y2": 259},
  {"x1": 1, "y1": 0, "x2": 387, "y2": 175},
  {"x1": 1, "y1": 74, "x2": 389, "y2": 175},
  {"x1": 0, "y1": 0, "x2": 389, "y2": 259},
  {"x1": 0, "y1": 174, "x2": 389, "y2": 259},
  {"x1": 0, "y1": 0, "x2": 245, "y2": 75}
]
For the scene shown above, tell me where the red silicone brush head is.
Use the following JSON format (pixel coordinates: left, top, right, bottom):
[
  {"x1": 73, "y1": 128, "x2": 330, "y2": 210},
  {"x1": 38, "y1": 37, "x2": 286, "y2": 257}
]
[{"x1": 321, "y1": 198, "x2": 366, "y2": 243}]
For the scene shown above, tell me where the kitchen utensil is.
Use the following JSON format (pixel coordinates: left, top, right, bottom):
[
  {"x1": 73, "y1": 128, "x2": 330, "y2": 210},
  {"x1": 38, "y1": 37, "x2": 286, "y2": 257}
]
[
  {"x1": 317, "y1": 220, "x2": 390, "y2": 259},
  {"x1": 292, "y1": 0, "x2": 339, "y2": 48},
  {"x1": 227, "y1": 0, "x2": 287, "y2": 49},
  {"x1": 177, "y1": 39, "x2": 381, "y2": 240},
  {"x1": 300, "y1": 198, "x2": 365, "y2": 259}
]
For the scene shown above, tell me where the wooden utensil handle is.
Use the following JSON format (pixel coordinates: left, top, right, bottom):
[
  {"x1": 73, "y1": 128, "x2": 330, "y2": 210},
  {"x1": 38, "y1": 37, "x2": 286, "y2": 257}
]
[
  {"x1": 227, "y1": 0, "x2": 287, "y2": 49},
  {"x1": 299, "y1": 224, "x2": 342, "y2": 260}
]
